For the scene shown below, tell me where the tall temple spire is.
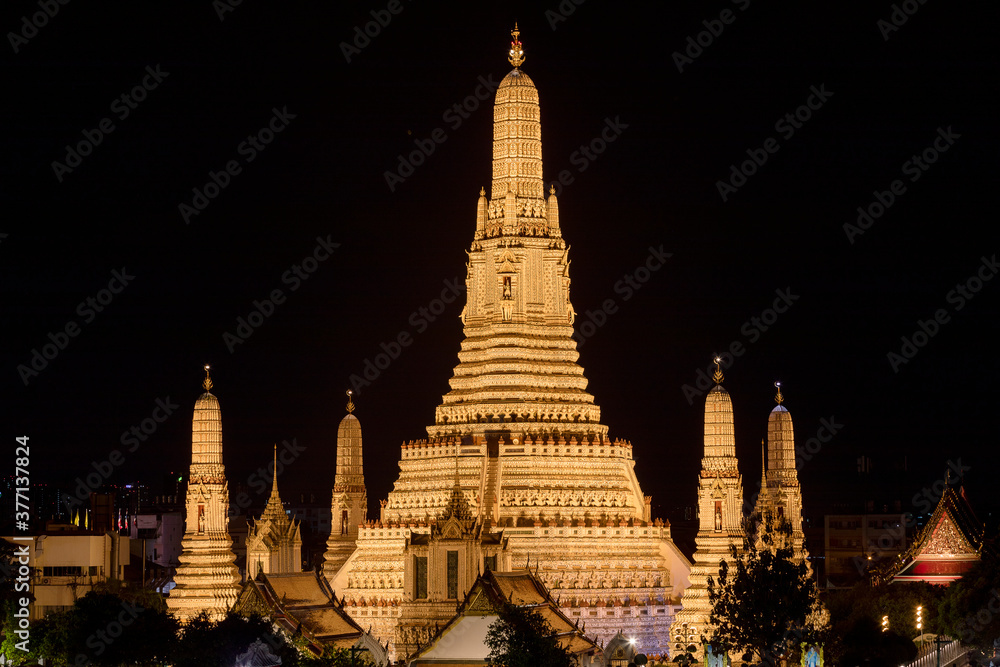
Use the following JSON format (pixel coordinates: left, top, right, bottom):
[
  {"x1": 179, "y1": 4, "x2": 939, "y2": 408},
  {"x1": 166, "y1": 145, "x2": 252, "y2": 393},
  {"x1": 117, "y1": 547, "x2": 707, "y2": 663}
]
[
  {"x1": 489, "y1": 25, "x2": 543, "y2": 202},
  {"x1": 755, "y1": 383, "x2": 809, "y2": 568},
  {"x1": 167, "y1": 367, "x2": 241, "y2": 622},
  {"x1": 703, "y1": 360, "x2": 736, "y2": 461},
  {"x1": 336, "y1": 34, "x2": 691, "y2": 659},
  {"x1": 767, "y1": 383, "x2": 796, "y2": 475},
  {"x1": 267, "y1": 444, "x2": 280, "y2": 512},
  {"x1": 247, "y1": 444, "x2": 301, "y2": 576},
  {"x1": 672, "y1": 362, "x2": 744, "y2": 656},
  {"x1": 433, "y1": 26, "x2": 597, "y2": 438},
  {"x1": 324, "y1": 392, "x2": 368, "y2": 578}
]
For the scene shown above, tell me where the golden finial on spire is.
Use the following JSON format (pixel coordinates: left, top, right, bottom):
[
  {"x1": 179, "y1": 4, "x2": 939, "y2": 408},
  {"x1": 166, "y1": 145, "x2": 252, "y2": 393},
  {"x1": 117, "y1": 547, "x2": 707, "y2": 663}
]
[
  {"x1": 774, "y1": 381, "x2": 784, "y2": 405},
  {"x1": 712, "y1": 356, "x2": 724, "y2": 385},
  {"x1": 346, "y1": 389, "x2": 355, "y2": 414},
  {"x1": 480, "y1": 186, "x2": 485, "y2": 197},
  {"x1": 202, "y1": 364, "x2": 213, "y2": 391},
  {"x1": 508, "y1": 23, "x2": 524, "y2": 68}
]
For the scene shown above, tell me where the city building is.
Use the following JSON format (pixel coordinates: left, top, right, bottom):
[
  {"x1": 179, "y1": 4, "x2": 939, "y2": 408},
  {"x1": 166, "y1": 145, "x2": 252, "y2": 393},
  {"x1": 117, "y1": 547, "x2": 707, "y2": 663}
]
[
  {"x1": 129, "y1": 511, "x2": 183, "y2": 568},
  {"x1": 824, "y1": 512, "x2": 908, "y2": 587},
  {"x1": 2, "y1": 532, "x2": 129, "y2": 620},
  {"x1": 289, "y1": 495, "x2": 332, "y2": 539},
  {"x1": 288, "y1": 493, "x2": 332, "y2": 571},
  {"x1": 128, "y1": 510, "x2": 183, "y2": 592},
  {"x1": 166, "y1": 367, "x2": 241, "y2": 621},
  {"x1": 325, "y1": 27, "x2": 690, "y2": 660}
]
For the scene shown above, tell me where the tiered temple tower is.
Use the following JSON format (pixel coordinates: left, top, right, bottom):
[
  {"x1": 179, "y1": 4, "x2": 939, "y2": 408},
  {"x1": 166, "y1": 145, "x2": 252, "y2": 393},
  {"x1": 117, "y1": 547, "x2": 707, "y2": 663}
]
[
  {"x1": 246, "y1": 446, "x2": 302, "y2": 576},
  {"x1": 755, "y1": 383, "x2": 808, "y2": 567},
  {"x1": 327, "y1": 27, "x2": 690, "y2": 660},
  {"x1": 167, "y1": 367, "x2": 241, "y2": 622},
  {"x1": 670, "y1": 363, "x2": 745, "y2": 656},
  {"x1": 323, "y1": 391, "x2": 367, "y2": 578}
]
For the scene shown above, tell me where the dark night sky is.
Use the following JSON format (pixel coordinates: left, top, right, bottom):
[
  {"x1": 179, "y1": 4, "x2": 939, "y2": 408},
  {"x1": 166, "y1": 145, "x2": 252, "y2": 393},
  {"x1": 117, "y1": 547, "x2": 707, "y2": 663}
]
[{"x1": 3, "y1": 1, "x2": 999, "y2": 537}]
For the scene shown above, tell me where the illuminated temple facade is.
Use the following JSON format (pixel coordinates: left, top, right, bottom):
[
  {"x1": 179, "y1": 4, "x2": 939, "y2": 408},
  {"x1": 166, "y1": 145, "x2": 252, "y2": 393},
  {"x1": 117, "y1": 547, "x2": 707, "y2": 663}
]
[
  {"x1": 755, "y1": 384, "x2": 809, "y2": 569},
  {"x1": 670, "y1": 377, "x2": 813, "y2": 655},
  {"x1": 167, "y1": 368, "x2": 242, "y2": 622},
  {"x1": 326, "y1": 28, "x2": 690, "y2": 660},
  {"x1": 670, "y1": 367, "x2": 745, "y2": 656}
]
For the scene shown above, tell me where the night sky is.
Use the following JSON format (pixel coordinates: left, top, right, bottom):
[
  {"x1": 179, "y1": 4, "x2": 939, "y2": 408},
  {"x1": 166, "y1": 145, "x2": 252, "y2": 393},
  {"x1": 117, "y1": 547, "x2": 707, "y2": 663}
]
[{"x1": 4, "y1": 1, "x2": 999, "y2": 538}]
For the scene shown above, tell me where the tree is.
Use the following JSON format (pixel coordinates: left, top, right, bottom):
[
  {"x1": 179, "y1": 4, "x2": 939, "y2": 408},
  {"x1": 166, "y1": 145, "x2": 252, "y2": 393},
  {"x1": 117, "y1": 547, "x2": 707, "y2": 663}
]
[
  {"x1": 0, "y1": 539, "x2": 35, "y2": 663},
  {"x1": 707, "y1": 511, "x2": 825, "y2": 665},
  {"x1": 4, "y1": 589, "x2": 179, "y2": 666},
  {"x1": 485, "y1": 602, "x2": 575, "y2": 667},
  {"x1": 823, "y1": 580, "x2": 942, "y2": 665},
  {"x1": 173, "y1": 612, "x2": 363, "y2": 667},
  {"x1": 938, "y1": 555, "x2": 1000, "y2": 652},
  {"x1": 837, "y1": 616, "x2": 917, "y2": 667}
]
